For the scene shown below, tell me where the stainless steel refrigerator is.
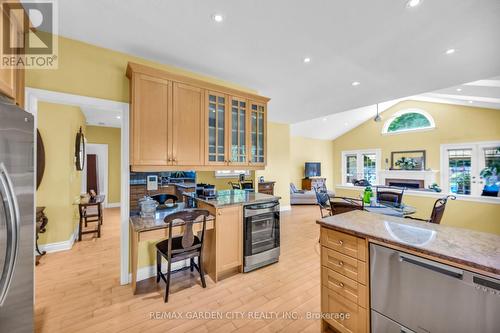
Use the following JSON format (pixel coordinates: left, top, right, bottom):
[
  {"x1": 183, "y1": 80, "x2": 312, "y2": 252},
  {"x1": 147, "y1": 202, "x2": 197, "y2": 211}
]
[{"x1": 0, "y1": 95, "x2": 34, "y2": 333}]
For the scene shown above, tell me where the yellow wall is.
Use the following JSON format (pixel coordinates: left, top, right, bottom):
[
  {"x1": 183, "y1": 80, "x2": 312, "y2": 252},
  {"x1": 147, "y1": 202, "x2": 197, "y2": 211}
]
[
  {"x1": 85, "y1": 126, "x2": 121, "y2": 204},
  {"x1": 332, "y1": 100, "x2": 500, "y2": 234},
  {"x1": 36, "y1": 102, "x2": 86, "y2": 244},
  {"x1": 290, "y1": 136, "x2": 335, "y2": 190},
  {"x1": 26, "y1": 35, "x2": 256, "y2": 103},
  {"x1": 332, "y1": 100, "x2": 500, "y2": 185},
  {"x1": 256, "y1": 122, "x2": 291, "y2": 207}
]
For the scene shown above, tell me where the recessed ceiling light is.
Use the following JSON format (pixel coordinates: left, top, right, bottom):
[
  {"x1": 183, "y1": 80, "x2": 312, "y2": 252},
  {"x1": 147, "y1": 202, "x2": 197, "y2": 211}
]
[
  {"x1": 303, "y1": 57, "x2": 311, "y2": 63},
  {"x1": 344, "y1": 122, "x2": 348, "y2": 126},
  {"x1": 116, "y1": 115, "x2": 121, "y2": 119},
  {"x1": 407, "y1": 0, "x2": 422, "y2": 8},
  {"x1": 468, "y1": 100, "x2": 474, "y2": 104},
  {"x1": 456, "y1": 88, "x2": 462, "y2": 92},
  {"x1": 445, "y1": 48, "x2": 456, "y2": 55},
  {"x1": 212, "y1": 14, "x2": 223, "y2": 23},
  {"x1": 322, "y1": 117, "x2": 327, "y2": 122},
  {"x1": 352, "y1": 81, "x2": 361, "y2": 86}
]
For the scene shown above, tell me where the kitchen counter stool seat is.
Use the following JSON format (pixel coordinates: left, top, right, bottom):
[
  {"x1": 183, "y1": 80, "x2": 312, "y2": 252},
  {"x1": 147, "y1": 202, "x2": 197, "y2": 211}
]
[{"x1": 155, "y1": 209, "x2": 210, "y2": 303}]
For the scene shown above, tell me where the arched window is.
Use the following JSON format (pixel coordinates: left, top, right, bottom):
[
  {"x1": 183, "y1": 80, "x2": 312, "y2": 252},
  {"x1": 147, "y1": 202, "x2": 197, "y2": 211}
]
[{"x1": 382, "y1": 109, "x2": 435, "y2": 134}]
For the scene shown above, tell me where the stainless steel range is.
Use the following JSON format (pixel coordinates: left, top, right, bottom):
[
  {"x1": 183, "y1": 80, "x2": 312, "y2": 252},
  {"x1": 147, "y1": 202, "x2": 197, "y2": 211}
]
[{"x1": 243, "y1": 201, "x2": 280, "y2": 272}]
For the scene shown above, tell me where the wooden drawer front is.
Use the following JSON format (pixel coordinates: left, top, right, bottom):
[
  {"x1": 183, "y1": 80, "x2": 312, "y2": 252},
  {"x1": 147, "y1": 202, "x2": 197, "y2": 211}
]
[
  {"x1": 322, "y1": 267, "x2": 367, "y2": 309},
  {"x1": 321, "y1": 228, "x2": 366, "y2": 261},
  {"x1": 321, "y1": 286, "x2": 367, "y2": 333},
  {"x1": 321, "y1": 247, "x2": 366, "y2": 285}
]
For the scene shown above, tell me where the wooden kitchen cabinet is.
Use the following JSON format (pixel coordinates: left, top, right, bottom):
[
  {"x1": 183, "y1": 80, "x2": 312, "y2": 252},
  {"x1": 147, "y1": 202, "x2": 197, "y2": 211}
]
[
  {"x1": 172, "y1": 82, "x2": 204, "y2": 166},
  {"x1": 130, "y1": 73, "x2": 171, "y2": 166},
  {"x1": 0, "y1": 1, "x2": 25, "y2": 106},
  {"x1": 228, "y1": 96, "x2": 249, "y2": 166},
  {"x1": 249, "y1": 101, "x2": 266, "y2": 166},
  {"x1": 127, "y1": 62, "x2": 269, "y2": 171},
  {"x1": 205, "y1": 91, "x2": 229, "y2": 166},
  {"x1": 216, "y1": 205, "x2": 243, "y2": 272}
]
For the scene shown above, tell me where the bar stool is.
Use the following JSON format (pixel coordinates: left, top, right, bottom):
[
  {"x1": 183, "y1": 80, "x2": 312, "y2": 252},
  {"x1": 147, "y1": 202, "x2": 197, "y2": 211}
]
[{"x1": 155, "y1": 209, "x2": 210, "y2": 303}]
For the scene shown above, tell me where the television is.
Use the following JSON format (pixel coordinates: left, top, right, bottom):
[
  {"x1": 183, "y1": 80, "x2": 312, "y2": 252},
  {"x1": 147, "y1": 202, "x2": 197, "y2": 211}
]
[{"x1": 305, "y1": 162, "x2": 321, "y2": 178}]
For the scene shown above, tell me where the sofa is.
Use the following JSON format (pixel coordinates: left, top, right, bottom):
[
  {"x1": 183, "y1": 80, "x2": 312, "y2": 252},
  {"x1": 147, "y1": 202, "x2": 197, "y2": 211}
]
[{"x1": 290, "y1": 183, "x2": 335, "y2": 205}]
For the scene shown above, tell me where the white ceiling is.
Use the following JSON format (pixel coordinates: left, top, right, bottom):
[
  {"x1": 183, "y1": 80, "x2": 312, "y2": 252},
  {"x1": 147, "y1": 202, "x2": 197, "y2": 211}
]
[
  {"x1": 291, "y1": 76, "x2": 500, "y2": 140},
  {"x1": 52, "y1": 0, "x2": 500, "y2": 123},
  {"x1": 82, "y1": 106, "x2": 121, "y2": 128}
]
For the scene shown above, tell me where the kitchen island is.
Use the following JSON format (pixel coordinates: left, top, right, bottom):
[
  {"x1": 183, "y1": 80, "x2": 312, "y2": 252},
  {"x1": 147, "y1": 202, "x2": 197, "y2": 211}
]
[
  {"x1": 186, "y1": 190, "x2": 281, "y2": 280},
  {"x1": 129, "y1": 190, "x2": 280, "y2": 293},
  {"x1": 317, "y1": 210, "x2": 500, "y2": 333}
]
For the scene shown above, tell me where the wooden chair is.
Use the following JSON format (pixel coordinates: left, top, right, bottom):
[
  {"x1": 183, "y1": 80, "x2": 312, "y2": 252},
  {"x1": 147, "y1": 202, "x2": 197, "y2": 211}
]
[
  {"x1": 405, "y1": 195, "x2": 456, "y2": 224},
  {"x1": 228, "y1": 181, "x2": 241, "y2": 190},
  {"x1": 78, "y1": 195, "x2": 104, "y2": 241},
  {"x1": 376, "y1": 186, "x2": 405, "y2": 207},
  {"x1": 314, "y1": 187, "x2": 332, "y2": 218},
  {"x1": 156, "y1": 209, "x2": 210, "y2": 303},
  {"x1": 329, "y1": 196, "x2": 364, "y2": 215}
]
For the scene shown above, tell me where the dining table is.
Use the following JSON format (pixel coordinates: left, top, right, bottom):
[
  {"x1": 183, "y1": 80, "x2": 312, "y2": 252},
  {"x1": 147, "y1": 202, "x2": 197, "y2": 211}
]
[{"x1": 364, "y1": 203, "x2": 417, "y2": 217}]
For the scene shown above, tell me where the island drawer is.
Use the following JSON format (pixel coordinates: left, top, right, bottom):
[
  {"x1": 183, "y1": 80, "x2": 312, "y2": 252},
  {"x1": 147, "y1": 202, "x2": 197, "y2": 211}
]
[
  {"x1": 322, "y1": 266, "x2": 367, "y2": 309},
  {"x1": 321, "y1": 247, "x2": 367, "y2": 285},
  {"x1": 321, "y1": 285, "x2": 367, "y2": 333},
  {"x1": 321, "y1": 227, "x2": 366, "y2": 261}
]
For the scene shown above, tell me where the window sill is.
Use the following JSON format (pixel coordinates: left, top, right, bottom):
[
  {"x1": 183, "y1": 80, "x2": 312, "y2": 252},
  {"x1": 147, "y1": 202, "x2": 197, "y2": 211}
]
[{"x1": 335, "y1": 184, "x2": 500, "y2": 204}]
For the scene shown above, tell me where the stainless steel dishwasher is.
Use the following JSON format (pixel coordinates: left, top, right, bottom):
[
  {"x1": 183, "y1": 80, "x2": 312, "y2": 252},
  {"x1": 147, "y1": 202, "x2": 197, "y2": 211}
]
[{"x1": 370, "y1": 243, "x2": 500, "y2": 333}]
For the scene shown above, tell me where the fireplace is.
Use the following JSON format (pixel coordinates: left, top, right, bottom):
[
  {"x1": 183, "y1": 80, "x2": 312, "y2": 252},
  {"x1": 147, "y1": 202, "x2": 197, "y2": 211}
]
[
  {"x1": 378, "y1": 170, "x2": 438, "y2": 189},
  {"x1": 385, "y1": 178, "x2": 424, "y2": 189}
]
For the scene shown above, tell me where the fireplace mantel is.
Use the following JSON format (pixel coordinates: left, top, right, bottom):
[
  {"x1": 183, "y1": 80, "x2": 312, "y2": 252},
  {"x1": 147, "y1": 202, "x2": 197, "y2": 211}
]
[{"x1": 378, "y1": 170, "x2": 438, "y2": 188}]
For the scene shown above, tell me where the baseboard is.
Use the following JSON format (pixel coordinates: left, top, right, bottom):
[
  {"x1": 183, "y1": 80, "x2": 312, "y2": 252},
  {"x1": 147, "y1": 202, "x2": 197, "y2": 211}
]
[
  {"x1": 105, "y1": 202, "x2": 121, "y2": 208},
  {"x1": 280, "y1": 205, "x2": 291, "y2": 212},
  {"x1": 129, "y1": 259, "x2": 192, "y2": 283},
  {"x1": 38, "y1": 227, "x2": 79, "y2": 253}
]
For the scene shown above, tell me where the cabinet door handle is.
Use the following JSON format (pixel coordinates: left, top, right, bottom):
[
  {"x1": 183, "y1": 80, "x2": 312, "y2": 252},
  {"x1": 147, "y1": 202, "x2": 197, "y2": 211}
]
[
  {"x1": 338, "y1": 261, "x2": 344, "y2": 267},
  {"x1": 337, "y1": 240, "x2": 343, "y2": 246}
]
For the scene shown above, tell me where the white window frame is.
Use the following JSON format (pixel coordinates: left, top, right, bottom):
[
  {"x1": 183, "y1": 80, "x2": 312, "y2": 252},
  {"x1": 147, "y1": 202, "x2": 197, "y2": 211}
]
[
  {"x1": 440, "y1": 141, "x2": 500, "y2": 198},
  {"x1": 214, "y1": 170, "x2": 251, "y2": 178},
  {"x1": 382, "y1": 108, "x2": 436, "y2": 135},
  {"x1": 341, "y1": 149, "x2": 381, "y2": 185}
]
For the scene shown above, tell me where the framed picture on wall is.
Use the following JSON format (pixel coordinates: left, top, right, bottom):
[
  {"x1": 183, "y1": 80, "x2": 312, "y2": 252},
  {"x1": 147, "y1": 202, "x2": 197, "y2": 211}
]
[{"x1": 391, "y1": 150, "x2": 426, "y2": 170}]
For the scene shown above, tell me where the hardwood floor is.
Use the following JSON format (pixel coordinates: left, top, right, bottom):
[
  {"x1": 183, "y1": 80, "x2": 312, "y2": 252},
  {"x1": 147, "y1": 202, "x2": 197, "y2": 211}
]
[{"x1": 35, "y1": 205, "x2": 323, "y2": 333}]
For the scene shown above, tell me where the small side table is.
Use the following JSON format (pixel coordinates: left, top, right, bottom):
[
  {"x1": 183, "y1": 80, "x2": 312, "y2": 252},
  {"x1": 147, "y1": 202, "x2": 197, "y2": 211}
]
[
  {"x1": 36, "y1": 207, "x2": 48, "y2": 265},
  {"x1": 77, "y1": 195, "x2": 105, "y2": 241},
  {"x1": 258, "y1": 181, "x2": 276, "y2": 195}
]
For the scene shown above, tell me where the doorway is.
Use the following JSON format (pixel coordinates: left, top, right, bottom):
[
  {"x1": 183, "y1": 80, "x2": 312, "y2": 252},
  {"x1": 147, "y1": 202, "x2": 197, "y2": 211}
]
[
  {"x1": 25, "y1": 87, "x2": 130, "y2": 285},
  {"x1": 81, "y1": 143, "x2": 109, "y2": 207}
]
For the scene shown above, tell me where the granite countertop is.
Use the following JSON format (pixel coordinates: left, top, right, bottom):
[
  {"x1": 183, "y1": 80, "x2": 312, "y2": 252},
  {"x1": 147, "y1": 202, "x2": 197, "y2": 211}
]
[
  {"x1": 129, "y1": 202, "x2": 215, "y2": 232},
  {"x1": 185, "y1": 190, "x2": 280, "y2": 208},
  {"x1": 130, "y1": 182, "x2": 196, "y2": 189},
  {"x1": 317, "y1": 210, "x2": 500, "y2": 277}
]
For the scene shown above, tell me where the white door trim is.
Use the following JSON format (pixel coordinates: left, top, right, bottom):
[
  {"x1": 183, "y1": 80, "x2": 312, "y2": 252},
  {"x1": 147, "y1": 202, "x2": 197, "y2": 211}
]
[
  {"x1": 25, "y1": 87, "x2": 131, "y2": 285},
  {"x1": 82, "y1": 143, "x2": 109, "y2": 207}
]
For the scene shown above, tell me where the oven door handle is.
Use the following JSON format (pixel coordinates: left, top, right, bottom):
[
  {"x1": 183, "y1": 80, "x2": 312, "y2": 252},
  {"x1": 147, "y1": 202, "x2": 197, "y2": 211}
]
[{"x1": 245, "y1": 202, "x2": 279, "y2": 210}]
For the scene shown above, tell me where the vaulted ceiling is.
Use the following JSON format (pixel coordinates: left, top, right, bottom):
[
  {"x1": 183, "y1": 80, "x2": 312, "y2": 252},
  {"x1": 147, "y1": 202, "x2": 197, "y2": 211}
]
[{"x1": 55, "y1": 0, "x2": 500, "y2": 123}]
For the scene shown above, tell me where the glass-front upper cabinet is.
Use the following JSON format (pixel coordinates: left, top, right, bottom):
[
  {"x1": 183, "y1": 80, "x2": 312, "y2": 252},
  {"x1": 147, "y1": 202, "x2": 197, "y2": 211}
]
[
  {"x1": 229, "y1": 97, "x2": 248, "y2": 165},
  {"x1": 250, "y1": 101, "x2": 266, "y2": 165},
  {"x1": 207, "y1": 91, "x2": 227, "y2": 164}
]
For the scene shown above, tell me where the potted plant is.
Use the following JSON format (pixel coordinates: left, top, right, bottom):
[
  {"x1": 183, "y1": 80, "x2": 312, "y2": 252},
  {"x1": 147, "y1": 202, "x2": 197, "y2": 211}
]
[
  {"x1": 480, "y1": 166, "x2": 499, "y2": 197},
  {"x1": 395, "y1": 157, "x2": 417, "y2": 170}
]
